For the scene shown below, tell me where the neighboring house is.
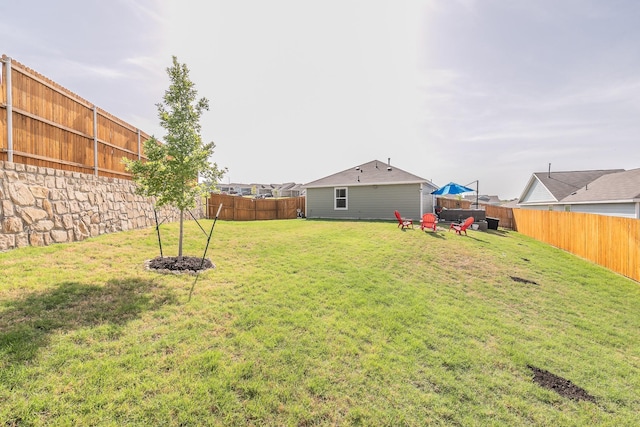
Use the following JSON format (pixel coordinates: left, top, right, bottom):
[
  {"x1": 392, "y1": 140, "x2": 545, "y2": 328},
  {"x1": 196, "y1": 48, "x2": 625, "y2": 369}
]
[
  {"x1": 217, "y1": 183, "x2": 250, "y2": 195},
  {"x1": 518, "y1": 168, "x2": 640, "y2": 218},
  {"x1": 253, "y1": 184, "x2": 274, "y2": 197},
  {"x1": 501, "y1": 199, "x2": 520, "y2": 209},
  {"x1": 216, "y1": 182, "x2": 306, "y2": 198},
  {"x1": 279, "y1": 182, "x2": 305, "y2": 197},
  {"x1": 462, "y1": 194, "x2": 502, "y2": 205},
  {"x1": 303, "y1": 159, "x2": 437, "y2": 220}
]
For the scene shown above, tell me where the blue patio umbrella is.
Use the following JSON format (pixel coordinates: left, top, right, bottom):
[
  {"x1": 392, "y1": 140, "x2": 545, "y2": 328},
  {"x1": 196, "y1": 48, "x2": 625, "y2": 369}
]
[{"x1": 430, "y1": 182, "x2": 474, "y2": 196}]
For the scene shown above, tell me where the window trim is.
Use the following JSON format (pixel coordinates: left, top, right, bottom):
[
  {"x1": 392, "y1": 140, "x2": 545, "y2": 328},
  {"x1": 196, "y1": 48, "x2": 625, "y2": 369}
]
[{"x1": 334, "y1": 187, "x2": 348, "y2": 210}]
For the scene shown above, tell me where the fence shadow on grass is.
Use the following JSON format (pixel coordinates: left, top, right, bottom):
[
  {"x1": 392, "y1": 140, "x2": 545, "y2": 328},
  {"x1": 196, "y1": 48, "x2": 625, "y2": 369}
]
[{"x1": 0, "y1": 278, "x2": 177, "y2": 365}]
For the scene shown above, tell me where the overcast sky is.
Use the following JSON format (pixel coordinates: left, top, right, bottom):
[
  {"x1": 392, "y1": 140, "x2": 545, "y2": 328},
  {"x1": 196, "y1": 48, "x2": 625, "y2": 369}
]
[{"x1": 2, "y1": 0, "x2": 640, "y2": 199}]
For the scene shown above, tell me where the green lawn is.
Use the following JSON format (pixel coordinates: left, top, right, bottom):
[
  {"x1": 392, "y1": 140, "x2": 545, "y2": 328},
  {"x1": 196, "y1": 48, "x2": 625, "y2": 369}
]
[{"x1": 1, "y1": 219, "x2": 639, "y2": 426}]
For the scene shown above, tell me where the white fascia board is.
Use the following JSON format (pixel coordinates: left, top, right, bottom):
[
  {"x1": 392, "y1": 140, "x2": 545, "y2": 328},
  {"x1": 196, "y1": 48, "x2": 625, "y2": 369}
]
[
  {"x1": 561, "y1": 199, "x2": 637, "y2": 205},
  {"x1": 303, "y1": 180, "x2": 427, "y2": 189},
  {"x1": 517, "y1": 175, "x2": 538, "y2": 203}
]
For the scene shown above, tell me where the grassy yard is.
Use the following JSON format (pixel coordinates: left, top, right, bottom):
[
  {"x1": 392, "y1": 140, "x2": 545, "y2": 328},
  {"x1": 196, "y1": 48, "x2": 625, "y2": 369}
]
[{"x1": 1, "y1": 219, "x2": 639, "y2": 426}]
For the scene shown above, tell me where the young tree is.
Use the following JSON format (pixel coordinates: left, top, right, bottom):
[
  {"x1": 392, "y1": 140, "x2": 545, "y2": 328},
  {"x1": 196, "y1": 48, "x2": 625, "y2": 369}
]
[{"x1": 124, "y1": 56, "x2": 225, "y2": 258}]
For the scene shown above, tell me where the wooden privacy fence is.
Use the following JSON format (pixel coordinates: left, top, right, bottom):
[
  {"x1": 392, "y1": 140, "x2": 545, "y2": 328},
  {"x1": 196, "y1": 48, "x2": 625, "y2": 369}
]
[
  {"x1": 208, "y1": 194, "x2": 306, "y2": 221},
  {"x1": 1, "y1": 55, "x2": 148, "y2": 179},
  {"x1": 437, "y1": 197, "x2": 471, "y2": 210},
  {"x1": 484, "y1": 204, "x2": 515, "y2": 230},
  {"x1": 513, "y1": 209, "x2": 640, "y2": 282},
  {"x1": 436, "y1": 197, "x2": 515, "y2": 230}
]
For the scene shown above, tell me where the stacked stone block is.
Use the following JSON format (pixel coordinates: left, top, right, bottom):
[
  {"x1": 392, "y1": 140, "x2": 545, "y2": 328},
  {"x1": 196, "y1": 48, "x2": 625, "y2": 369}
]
[{"x1": 0, "y1": 161, "x2": 203, "y2": 251}]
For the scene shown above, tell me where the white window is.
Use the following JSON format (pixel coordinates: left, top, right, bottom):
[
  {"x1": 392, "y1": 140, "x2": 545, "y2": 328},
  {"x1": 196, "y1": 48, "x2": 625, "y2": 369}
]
[{"x1": 334, "y1": 187, "x2": 348, "y2": 210}]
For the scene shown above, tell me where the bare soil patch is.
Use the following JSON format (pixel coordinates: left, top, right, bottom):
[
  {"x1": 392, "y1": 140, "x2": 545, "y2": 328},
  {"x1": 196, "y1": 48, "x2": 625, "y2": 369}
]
[
  {"x1": 511, "y1": 276, "x2": 538, "y2": 285},
  {"x1": 528, "y1": 365, "x2": 596, "y2": 403}
]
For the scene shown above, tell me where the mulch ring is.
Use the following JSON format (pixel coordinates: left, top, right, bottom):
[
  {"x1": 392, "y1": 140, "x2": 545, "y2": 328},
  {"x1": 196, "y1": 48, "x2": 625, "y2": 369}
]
[
  {"x1": 528, "y1": 365, "x2": 596, "y2": 403},
  {"x1": 145, "y1": 256, "x2": 214, "y2": 275}
]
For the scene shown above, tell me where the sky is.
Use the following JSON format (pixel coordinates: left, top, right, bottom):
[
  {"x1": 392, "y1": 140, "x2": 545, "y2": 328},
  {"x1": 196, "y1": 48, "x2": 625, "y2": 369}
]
[{"x1": 2, "y1": 0, "x2": 640, "y2": 199}]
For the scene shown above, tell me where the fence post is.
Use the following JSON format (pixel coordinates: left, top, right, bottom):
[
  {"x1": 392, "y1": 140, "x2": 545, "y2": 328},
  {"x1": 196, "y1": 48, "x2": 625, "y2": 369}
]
[
  {"x1": 233, "y1": 196, "x2": 238, "y2": 220},
  {"x1": 4, "y1": 56, "x2": 13, "y2": 162},
  {"x1": 93, "y1": 106, "x2": 98, "y2": 176}
]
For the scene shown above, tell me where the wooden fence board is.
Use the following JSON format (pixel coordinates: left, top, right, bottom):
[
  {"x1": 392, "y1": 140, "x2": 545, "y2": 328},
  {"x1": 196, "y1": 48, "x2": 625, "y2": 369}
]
[
  {"x1": 277, "y1": 197, "x2": 305, "y2": 219},
  {"x1": 484, "y1": 204, "x2": 515, "y2": 230},
  {"x1": 513, "y1": 209, "x2": 640, "y2": 282},
  {"x1": 437, "y1": 197, "x2": 515, "y2": 230},
  {"x1": 207, "y1": 194, "x2": 306, "y2": 221},
  {"x1": 437, "y1": 198, "x2": 471, "y2": 210},
  {"x1": 1, "y1": 55, "x2": 147, "y2": 178},
  {"x1": 630, "y1": 220, "x2": 640, "y2": 279},
  {"x1": 255, "y1": 199, "x2": 277, "y2": 220},
  {"x1": 0, "y1": 59, "x2": 5, "y2": 155}
]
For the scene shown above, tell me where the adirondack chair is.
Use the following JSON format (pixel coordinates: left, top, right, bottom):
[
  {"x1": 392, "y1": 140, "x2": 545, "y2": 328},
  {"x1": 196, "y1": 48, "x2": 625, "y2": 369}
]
[
  {"x1": 420, "y1": 213, "x2": 437, "y2": 231},
  {"x1": 394, "y1": 210, "x2": 413, "y2": 230},
  {"x1": 449, "y1": 216, "x2": 475, "y2": 235}
]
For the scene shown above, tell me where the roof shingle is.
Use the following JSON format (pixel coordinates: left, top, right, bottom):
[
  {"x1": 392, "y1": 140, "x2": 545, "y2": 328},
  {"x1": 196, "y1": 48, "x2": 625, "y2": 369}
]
[
  {"x1": 561, "y1": 168, "x2": 640, "y2": 202},
  {"x1": 304, "y1": 160, "x2": 427, "y2": 188},
  {"x1": 533, "y1": 169, "x2": 623, "y2": 201}
]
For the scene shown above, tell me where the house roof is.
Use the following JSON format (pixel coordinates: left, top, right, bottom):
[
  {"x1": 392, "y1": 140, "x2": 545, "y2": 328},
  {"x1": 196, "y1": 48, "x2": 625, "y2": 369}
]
[
  {"x1": 279, "y1": 182, "x2": 296, "y2": 191},
  {"x1": 304, "y1": 159, "x2": 428, "y2": 188},
  {"x1": 501, "y1": 199, "x2": 520, "y2": 208},
  {"x1": 561, "y1": 168, "x2": 640, "y2": 203},
  {"x1": 462, "y1": 194, "x2": 502, "y2": 205},
  {"x1": 520, "y1": 169, "x2": 623, "y2": 202}
]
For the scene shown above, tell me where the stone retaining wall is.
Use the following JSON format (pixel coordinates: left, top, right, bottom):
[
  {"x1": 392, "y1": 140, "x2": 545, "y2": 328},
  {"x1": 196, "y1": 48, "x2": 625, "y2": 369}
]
[{"x1": 0, "y1": 161, "x2": 204, "y2": 251}]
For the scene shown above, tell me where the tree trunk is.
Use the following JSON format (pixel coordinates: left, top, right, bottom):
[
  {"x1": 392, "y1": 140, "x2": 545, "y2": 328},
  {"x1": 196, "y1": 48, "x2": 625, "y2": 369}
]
[{"x1": 178, "y1": 209, "x2": 184, "y2": 258}]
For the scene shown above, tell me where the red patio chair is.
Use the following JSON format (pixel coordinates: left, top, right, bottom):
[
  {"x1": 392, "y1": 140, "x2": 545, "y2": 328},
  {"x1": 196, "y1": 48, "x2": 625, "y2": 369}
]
[
  {"x1": 394, "y1": 210, "x2": 413, "y2": 230},
  {"x1": 420, "y1": 213, "x2": 437, "y2": 231},
  {"x1": 449, "y1": 216, "x2": 474, "y2": 235}
]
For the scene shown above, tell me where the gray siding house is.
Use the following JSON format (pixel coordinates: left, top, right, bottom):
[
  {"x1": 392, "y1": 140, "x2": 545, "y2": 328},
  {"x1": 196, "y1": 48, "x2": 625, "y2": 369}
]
[
  {"x1": 304, "y1": 159, "x2": 437, "y2": 220},
  {"x1": 518, "y1": 168, "x2": 640, "y2": 218}
]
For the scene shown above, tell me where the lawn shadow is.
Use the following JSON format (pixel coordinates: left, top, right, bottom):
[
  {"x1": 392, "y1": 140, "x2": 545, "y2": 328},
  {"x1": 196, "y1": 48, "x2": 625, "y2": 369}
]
[
  {"x1": 438, "y1": 227, "x2": 489, "y2": 243},
  {"x1": 0, "y1": 278, "x2": 177, "y2": 365},
  {"x1": 400, "y1": 228, "x2": 416, "y2": 232},
  {"x1": 486, "y1": 229, "x2": 511, "y2": 237},
  {"x1": 460, "y1": 233, "x2": 490, "y2": 244},
  {"x1": 424, "y1": 230, "x2": 446, "y2": 239}
]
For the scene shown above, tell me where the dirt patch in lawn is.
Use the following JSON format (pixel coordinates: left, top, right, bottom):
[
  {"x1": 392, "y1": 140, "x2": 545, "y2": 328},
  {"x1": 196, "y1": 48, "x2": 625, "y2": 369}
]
[
  {"x1": 146, "y1": 256, "x2": 214, "y2": 275},
  {"x1": 528, "y1": 365, "x2": 596, "y2": 403},
  {"x1": 511, "y1": 276, "x2": 538, "y2": 285}
]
